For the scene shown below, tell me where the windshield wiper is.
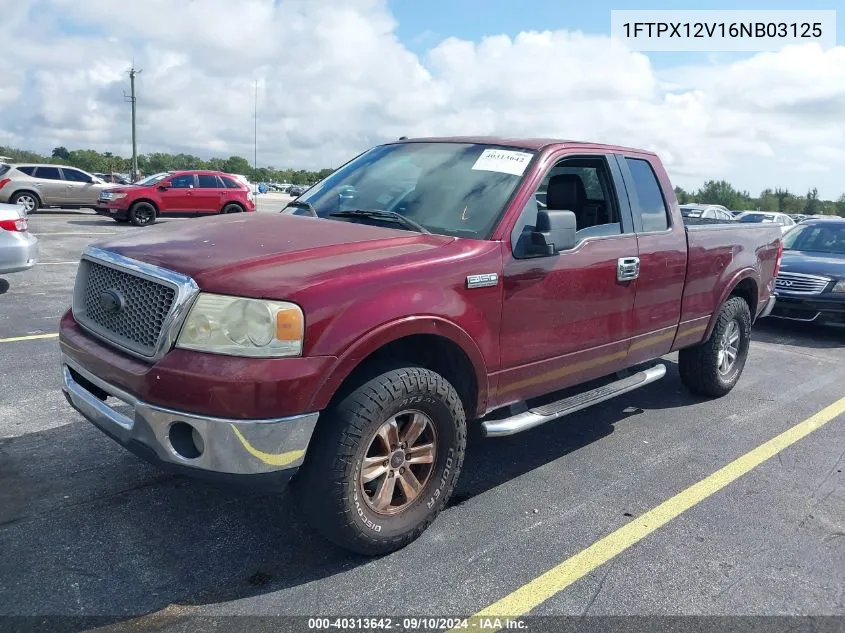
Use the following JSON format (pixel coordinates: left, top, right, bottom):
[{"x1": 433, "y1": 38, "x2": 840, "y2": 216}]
[
  {"x1": 283, "y1": 199, "x2": 319, "y2": 216},
  {"x1": 329, "y1": 209, "x2": 430, "y2": 234}
]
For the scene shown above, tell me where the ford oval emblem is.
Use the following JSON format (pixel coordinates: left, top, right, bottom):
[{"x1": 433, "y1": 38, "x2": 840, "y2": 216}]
[{"x1": 99, "y1": 289, "x2": 125, "y2": 314}]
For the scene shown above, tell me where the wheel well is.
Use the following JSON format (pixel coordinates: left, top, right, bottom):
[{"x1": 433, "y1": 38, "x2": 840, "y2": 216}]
[
  {"x1": 330, "y1": 334, "x2": 479, "y2": 419},
  {"x1": 130, "y1": 199, "x2": 159, "y2": 213},
  {"x1": 12, "y1": 189, "x2": 41, "y2": 204},
  {"x1": 730, "y1": 278, "x2": 757, "y2": 317}
]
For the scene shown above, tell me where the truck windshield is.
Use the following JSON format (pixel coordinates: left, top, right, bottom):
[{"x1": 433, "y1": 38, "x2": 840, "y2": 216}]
[
  {"x1": 783, "y1": 223, "x2": 845, "y2": 254},
  {"x1": 286, "y1": 142, "x2": 536, "y2": 239}
]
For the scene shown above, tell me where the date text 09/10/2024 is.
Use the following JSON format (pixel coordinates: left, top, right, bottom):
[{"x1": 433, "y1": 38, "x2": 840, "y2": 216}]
[{"x1": 307, "y1": 617, "x2": 527, "y2": 630}]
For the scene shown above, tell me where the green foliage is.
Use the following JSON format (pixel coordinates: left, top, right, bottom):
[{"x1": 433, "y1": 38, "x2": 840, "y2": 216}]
[
  {"x1": 4, "y1": 145, "x2": 845, "y2": 211},
  {"x1": 0, "y1": 145, "x2": 331, "y2": 184}
]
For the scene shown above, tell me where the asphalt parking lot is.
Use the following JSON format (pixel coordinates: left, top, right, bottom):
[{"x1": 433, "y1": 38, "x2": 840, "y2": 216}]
[{"x1": 1, "y1": 207, "x2": 843, "y2": 631}]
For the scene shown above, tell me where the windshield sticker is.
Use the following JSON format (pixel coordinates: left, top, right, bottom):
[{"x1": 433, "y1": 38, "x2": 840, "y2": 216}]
[{"x1": 471, "y1": 149, "x2": 533, "y2": 177}]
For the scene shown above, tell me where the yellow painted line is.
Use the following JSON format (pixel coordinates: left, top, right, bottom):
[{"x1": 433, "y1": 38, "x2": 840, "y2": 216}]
[
  {"x1": 229, "y1": 424, "x2": 305, "y2": 467},
  {"x1": 0, "y1": 332, "x2": 60, "y2": 343},
  {"x1": 458, "y1": 396, "x2": 845, "y2": 630}
]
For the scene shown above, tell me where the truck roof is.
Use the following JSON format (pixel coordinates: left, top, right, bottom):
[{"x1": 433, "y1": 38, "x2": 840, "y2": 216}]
[{"x1": 391, "y1": 136, "x2": 656, "y2": 155}]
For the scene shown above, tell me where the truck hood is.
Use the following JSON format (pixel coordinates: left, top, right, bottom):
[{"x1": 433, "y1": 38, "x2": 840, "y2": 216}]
[
  {"x1": 93, "y1": 213, "x2": 455, "y2": 297},
  {"x1": 780, "y1": 250, "x2": 845, "y2": 279}
]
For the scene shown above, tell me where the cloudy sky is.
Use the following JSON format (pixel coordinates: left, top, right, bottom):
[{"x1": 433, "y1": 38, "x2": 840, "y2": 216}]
[{"x1": 0, "y1": 0, "x2": 843, "y2": 198}]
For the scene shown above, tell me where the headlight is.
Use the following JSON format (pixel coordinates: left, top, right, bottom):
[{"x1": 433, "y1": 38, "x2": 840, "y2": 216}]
[
  {"x1": 110, "y1": 193, "x2": 128, "y2": 200},
  {"x1": 176, "y1": 293, "x2": 304, "y2": 357},
  {"x1": 832, "y1": 280, "x2": 845, "y2": 293}
]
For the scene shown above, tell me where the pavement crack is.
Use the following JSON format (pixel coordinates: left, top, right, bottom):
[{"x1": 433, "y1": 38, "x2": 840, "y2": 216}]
[{"x1": 580, "y1": 557, "x2": 617, "y2": 616}]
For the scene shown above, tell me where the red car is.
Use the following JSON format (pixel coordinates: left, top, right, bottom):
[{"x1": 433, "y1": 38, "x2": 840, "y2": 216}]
[{"x1": 95, "y1": 170, "x2": 255, "y2": 226}]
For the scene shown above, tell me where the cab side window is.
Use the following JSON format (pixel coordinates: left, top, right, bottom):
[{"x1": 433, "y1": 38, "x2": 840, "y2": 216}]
[
  {"x1": 624, "y1": 158, "x2": 669, "y2": 232},
  {"x1": 511, "y1": 155, "x2": 627, "y2": 258}
]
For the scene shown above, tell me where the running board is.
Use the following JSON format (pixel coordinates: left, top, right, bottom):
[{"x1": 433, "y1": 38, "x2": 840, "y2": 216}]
[{"x1": 482, "y1": 364, "x2": 666, "y2": 437}]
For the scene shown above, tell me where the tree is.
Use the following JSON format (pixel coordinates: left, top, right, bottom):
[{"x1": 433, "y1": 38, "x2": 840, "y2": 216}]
[
  {"x1": 804, "y1": 187, "x2": 822, "y2": 215},
  {"x1": 51, "y1": 146, "x2": 70, "y2": 160},
  {"x1": 695, "y1": 180, "x2": 750, "y2": 210},
  {"x1": 836, "y1": 194, "x2": 845, "y2": 218},
  {"x1": 222, "y1": 155, "x2": 251, "y2": 175},
  {"x1": 674, "y1": 186, "x2": 692, "y2": 204}
]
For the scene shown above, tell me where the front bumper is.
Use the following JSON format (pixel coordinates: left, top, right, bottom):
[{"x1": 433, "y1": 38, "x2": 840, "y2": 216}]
[
  {"x1": 95, "y1": 203, "x2": 129, "y2": 219},
  {"x1": 758, "y1": 293, "x2": 776, "y2": 319},
  {"x1": 62, "y1": 355, "x2": 320, "y2": 478},
  {"x1": 769, "y1": 292, "x2": 845, "y2": 326},
  {"x1": 0, "y1": 230, "x2": 38, "y2": 274}
]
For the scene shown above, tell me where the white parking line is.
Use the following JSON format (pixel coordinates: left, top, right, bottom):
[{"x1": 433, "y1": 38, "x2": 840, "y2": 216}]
[
  {"x1": 32, "y1": 232, "x2": 116, "y2": 236},
  {"x1": 36, "y1": 261, "x2": 79, "y2": 265}
]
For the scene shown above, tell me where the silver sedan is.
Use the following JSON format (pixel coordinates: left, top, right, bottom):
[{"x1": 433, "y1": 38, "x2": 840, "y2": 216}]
[{"x1": 0, "y1": 202, "x2": 38, "y2": 274}]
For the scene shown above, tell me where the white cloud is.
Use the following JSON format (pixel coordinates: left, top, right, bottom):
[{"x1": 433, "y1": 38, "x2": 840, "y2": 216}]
[{"x1": 0, "y1": 0, "x2": 843, "y2": 198}]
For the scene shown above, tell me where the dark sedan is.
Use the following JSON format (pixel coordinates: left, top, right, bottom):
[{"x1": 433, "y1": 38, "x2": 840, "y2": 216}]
[{"x1": 769, "y1": 218, "x2": 845, "y2": 326}]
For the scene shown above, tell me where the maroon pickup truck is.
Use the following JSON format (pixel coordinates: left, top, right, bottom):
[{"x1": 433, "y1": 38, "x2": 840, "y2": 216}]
[{"x1": 59, "y1": 137, "x2": 782, "y2": 555}]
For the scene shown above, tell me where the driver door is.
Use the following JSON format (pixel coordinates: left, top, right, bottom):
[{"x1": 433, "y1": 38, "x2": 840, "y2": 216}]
[{"x1": 496, "y1": 153, "x2": 638, "y2": 406}]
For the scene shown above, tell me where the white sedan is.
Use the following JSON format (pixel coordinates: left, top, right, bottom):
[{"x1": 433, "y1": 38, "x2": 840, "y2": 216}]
[
  {"x1": 0, "y1": 202, "x2": 38, "y2": 274},
  {"x1": 735, "y1": 211, "x2": 796, "y2": 234}
]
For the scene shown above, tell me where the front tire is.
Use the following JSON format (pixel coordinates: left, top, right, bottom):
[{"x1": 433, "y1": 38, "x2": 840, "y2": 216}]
[
  {"x1": 293, "y1": 366, "x2": 467, "y2": 555},
  {"x1": 129, "y1": 202, "x2": 156, "y2": 227},
  {"x1": 679, "y1": 296, "x2": 751, "y2": 397}
]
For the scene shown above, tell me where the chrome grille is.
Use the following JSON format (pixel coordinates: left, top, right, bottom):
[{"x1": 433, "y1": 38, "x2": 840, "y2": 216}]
[
  {"x1": 774, "y1": 271, "x2": 831, "y2": 295},
  {"x1": 71, "y1": 248, "x2": 198, "y2": 360}
]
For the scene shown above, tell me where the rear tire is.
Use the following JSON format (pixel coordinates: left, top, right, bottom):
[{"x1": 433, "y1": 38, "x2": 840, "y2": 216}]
[
  {"x1": 222, "y1": 203, "x2": 243, "y2": 214},
  {"x1": 10, "y1": 191, "x2": 39, "y2": 214},
  {"x1": 679, "y1": 296, "x2": 751, "y2": 397},
  {"x1": 129, "y1": 202, "x2": 156, "y2": 227},
  {"x1": 293, "y1": 366, "x2": 466, "y2": 555}
]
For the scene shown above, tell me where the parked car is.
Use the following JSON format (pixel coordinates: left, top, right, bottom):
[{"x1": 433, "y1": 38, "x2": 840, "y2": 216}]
[
  {"x1": 679, "y1": 203, "x2": 735, "y2": 222},
  {"x1": 94, "y1": 172, "x2": 132, "y2": 185},
  {"x1": 0, "y1": 202, "x2": 37, "y2": 274},
  {"x1": 59, "y1": 137, "x2": 781, "y2": 555},
  {"x1": 95, "y1": 170, "x2": 256, "y2": 226},
  {"x1": 287, "y1": 184, "x2": 308, "y2": 197},
  {"x1": 735, "y1": 211, "x2": 796, "y2": 234},
  {"x1": 0, "y1": 163, "x2": 111, "y2": 213},
  {"x1": 767, "y1": 218, "x2": 845, "y2": 326}
]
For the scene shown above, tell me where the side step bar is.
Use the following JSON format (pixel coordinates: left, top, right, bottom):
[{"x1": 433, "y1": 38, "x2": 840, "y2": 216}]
[{"x1": 482, "y1": 363, "x2": 666, "y2": 437}]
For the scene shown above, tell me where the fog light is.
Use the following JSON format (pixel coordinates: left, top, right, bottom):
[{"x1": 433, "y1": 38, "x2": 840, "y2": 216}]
[{"x1": 169, "y1": 422, "x2": 203, "y2": 459}]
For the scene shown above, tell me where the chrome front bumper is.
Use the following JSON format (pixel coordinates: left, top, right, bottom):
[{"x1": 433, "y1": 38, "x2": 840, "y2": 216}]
[{"x1": 61, "y1": 356, "x2": 319, "y2": 476}]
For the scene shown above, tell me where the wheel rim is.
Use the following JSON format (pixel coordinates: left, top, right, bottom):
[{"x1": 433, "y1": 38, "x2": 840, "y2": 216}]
[
  {"x1": 136, "y1": 205, "x2": 153, "y2": 225},
  {"x1": 225, "y1": 205, "x2": 241, "y2": 214},
  {"x1": 717, "y1": 320, "x2": 741, "y2": 376},
  {"x1": 17, "y1": 195, "x2": 35, "y2": 212},
  {"x1": 358, "y1": 410, "x2": 437, "y2": 515}
]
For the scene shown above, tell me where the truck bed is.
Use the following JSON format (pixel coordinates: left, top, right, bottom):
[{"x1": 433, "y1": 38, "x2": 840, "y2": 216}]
[{"x1": 679, "y1": 219, "x2": 782, "y2": 328}]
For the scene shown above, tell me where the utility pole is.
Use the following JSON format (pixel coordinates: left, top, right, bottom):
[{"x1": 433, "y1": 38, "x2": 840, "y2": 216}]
[
  {"x1": 124, "y1": 66, "x2": 142, "y2": 181},
  {"x1": 254, "y1": 79, "x2": 258, "y2": 173}
]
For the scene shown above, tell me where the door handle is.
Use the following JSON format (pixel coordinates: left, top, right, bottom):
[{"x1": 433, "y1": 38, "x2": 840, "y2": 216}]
[{"x1": 617, "y1": 257, "x2": 640, "y2": 281}]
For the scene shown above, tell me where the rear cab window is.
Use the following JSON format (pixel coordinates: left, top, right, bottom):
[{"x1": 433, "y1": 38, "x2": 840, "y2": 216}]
[{"x1": 623, "y1": 157, "x2": 670, "y2": 233}]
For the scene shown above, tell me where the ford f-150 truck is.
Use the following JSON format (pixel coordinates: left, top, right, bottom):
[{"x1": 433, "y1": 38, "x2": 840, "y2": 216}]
[{"x1": 59, "y1": 137, "x2": 782, "y2": 555}]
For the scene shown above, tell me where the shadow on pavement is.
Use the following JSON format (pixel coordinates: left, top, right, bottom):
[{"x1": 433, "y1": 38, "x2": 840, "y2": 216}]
[
  {"x1": 0, "y1": 370, "x2": 699, "y2": 627},
  {"x1": 753, "y1": 318, "x2": 845, "y2": 350}
]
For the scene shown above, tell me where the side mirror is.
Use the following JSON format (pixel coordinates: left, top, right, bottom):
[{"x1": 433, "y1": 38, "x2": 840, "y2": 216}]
[
  {"x1": 530, "y1": 210, "x2": 577, "y2": 255},
  {"x1": 157, "y1": 183, "x2": 170, "y2": 191}
]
